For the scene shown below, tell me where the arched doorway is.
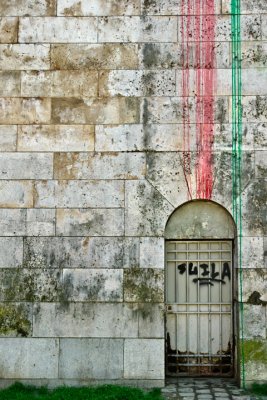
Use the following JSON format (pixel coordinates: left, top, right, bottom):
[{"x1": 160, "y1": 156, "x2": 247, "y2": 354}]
[{"x1": 165, "y1": 200, "x2": 236, "y2": 377}]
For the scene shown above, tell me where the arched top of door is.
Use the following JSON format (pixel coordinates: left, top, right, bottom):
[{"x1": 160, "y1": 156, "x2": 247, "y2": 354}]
[{"x1": 165, "y1": 200, "x2": 236, "y2": 240}]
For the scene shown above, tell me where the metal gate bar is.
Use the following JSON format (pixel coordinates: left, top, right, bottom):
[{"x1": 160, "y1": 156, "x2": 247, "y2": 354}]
[{"x1": 166, "y1": 241, "x2": 233, "y2": 376}]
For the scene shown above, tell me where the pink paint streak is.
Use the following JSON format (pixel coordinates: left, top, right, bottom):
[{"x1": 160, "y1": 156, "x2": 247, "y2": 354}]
[{"x1": 181, "y1": 0, "x2": 217, "y2": 199}]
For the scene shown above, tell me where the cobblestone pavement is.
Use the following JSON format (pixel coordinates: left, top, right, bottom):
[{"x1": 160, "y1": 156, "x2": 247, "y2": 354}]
[{"x1": 161, "y1": 378, "x2": 267, "y2": 400}]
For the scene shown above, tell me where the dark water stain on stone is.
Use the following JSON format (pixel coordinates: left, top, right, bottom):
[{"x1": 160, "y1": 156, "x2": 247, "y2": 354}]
[
  {"x1": 247, "y1": 291, "x2": 267, "y2": 305},
  {"x1": 142, "y1": 43, "x2": 161, "y2": 68}
]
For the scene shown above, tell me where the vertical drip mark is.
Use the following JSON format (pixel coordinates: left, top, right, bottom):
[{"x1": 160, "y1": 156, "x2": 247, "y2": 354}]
[
  {"x1": 231, "y1": 0, "x2": 245, "y2": 389},
  {"x1": 181, "y1": 0, "x2": 193, "y2": 199},
  {"x1": 195, "y1": 0, "x2": 216, "y2": 199},
  {"x1": 181, "y1": 0, "x2": 217, "y2": 199}
]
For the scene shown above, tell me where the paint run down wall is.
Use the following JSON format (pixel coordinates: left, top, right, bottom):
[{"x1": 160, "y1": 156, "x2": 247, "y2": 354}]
[{"x1": 0, "y1": 0, "x2": 266, "y2": 387}]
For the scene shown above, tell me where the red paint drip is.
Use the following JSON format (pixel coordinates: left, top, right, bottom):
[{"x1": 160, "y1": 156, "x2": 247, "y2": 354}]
[{"x1": 181, "y1": 0, "x2": 216, "y2": 199}]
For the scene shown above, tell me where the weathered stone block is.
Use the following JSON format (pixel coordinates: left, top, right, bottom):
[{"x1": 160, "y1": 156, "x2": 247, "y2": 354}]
[
  {"x1": 140, "y1": 42, "x2": 230, "y2": 69},
  {"x1": 262, "y1": 15, "x2": 267, "y2": 39},
  {"x1": 0, "y1": 268, "x2": 61, "y2": 302},
  {"x1": 0, "y1": 238, "x2": 23, "y2": 268},
  {"x1": 141, "y1": 0, "x2": 180, "y2": 15},
  {"x1": 57, "y1": 0, "x2": 140, "y2": 16},
  {"x1": 241, "y1": 42, "x2": 267, "y2": 68},
  {"x1": 141, "y1": 0, "x2": 221, "y2": 15},
  {"x1": 34, "y1": 180, "x2": 124, "y2": 208},
  {"x1": 0, "y1": 125, "x2": 17, "y2": 151},
  {"x1": 59, "y1": 339, "x2": 123, "y2": 379},
  {"x1": 62, "y1": 268, "x2": 123, "y2": 302},
  {"x1": 0, "y1": 209, "x2": 55, "y2": 236},
  {"x1": 61, "y1": 269, "x2": 123, "y2": 303},
  {"x1": 0, "y1": 181, "x2": 34, "y2": 208},
  {"x1": 141, "y1": 97, "x2": 229, "y2": 124},
  {"x1": 98, "y1": 16, "x2": 177, "y2": 43},
  {"x1": 0, "y1": 0, "x2": 56, "y2": 16},
  {"x1": 33, "y1": 303, "x2": 139, "y2": 337},
  {"x1": 242, "y1": 340, "x2": 267, "y2": 382},
  {"x1": 0, "y1": 72, "x2": 20, "y2": 97},
  {"x1": 0, "y1": 303, "x2": 32, "y2": 337},
  {"x1": 100, "y1": 70, "x2": 176, "y2": 97},
  {"x1": 95, "y1": 124, "x2": 186, "y2": 152},
  {"x1": 140, "y1": 238, "x2": 164, "y2": 269},
  {"x1": 234, "y1": 96, "x2": 267, "y2": 123},
  {"x1": 86, "y1": 237, "x2": 139, "y2": 269},
  {"x1": 242, "y1": 237, "x2": 264, "y2": 268},
  {"x1": 24, "y1": 237, "x2": 139, "y2": 269},
  {"x1": 0, "y1": 209, "x2": 26, "y2": 236},
  {"x1": 255, "y1": 150, "x2": 267, "y2": 178},
  {"x1": 213, "y1": 123, "x2": 254, "y2": 151},
  {"x1": 26, "y1": 209, "x2": 55, "y2": 236},
  {"x1": 212, "y1": 151, "x2": 254, "y2": 211},
  {"x1": 242, "y1": 180, "x2": 266, "y2": 236},
  {"x1": 242, "y1": 70, "x2": 267, "y2": 96},
  {"x1": 51, "y1": 97, "x2": 140, "y2": 125},
  {"x1": 19, "y1": 17, "x2": 97, "y2": 43},
  {"x1": 0, "y1": 153, "x2": 53, "y2": 179},
  {"x1": 241, "y1": 15, "x2": 262, "y2": 40},
  {"x1": 125, "y1": 180, "x2": 174, "y2": 236},
  {"x1": 254, "y1": 123, "x2": 267, "y2": 149},
  {"x1": 54, "y1": 152, "x2": 145, "y2": 180},
  {"x1": 146, "y1": 152, "x2": 192, "y2": 207},
  {"x1": 56, "y1": 209, "x2": 124, "y2": 236},
  {"x1": 124, "y1": 268, "x2": 164, "y2": 302},
  {"x1": 264, "y1": 237, "x2": 267, "y2": 268},
  {"x1": 178, "y1": 15, "x2": 232, "y2": 42},
  {"x1": 241, "y1": 269, "x2": 267, "y2": 302},
  {"x1": 124, "y1": 339, "x2": 164, "y2": 379},
  {"x1": 18, "y1": 125, "x2": 94, "y2": 152},
  {"x1": 0, "y1": 338, "x2": 59, "y2": 379},
  {"x1": 0, "y1": 45, "x2": 50, "y2": 70},
  {"x1": 222, "y1": 0, "x2": 267, "y2": 14},
  {"x1": 21, "y1": 71, "x2": 98, "y2": 98},
  {"x1": 0, "y1": 98, "x2": 51, "y2": 124},
  {"x1": 176, "y1": 69, "x2": 234, "y2": 96},
  {"x1": 0, "y1": 18, "x2": 18, "y2": 43},
  {"x1": 243, "y1": 305, "x2": 266, "y2": 339},
  {"x1": 51, "y1": 44, "x2": 138, "y2": 70}
]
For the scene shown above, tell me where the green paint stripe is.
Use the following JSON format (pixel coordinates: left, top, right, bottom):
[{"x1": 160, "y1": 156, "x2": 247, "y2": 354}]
[{"x1": 231, "y1": 0, "x2": 245, "y2": 389}]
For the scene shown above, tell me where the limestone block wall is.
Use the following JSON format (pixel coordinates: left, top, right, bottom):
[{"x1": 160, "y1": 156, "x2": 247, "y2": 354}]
[{"x1": 0, "y1": 0, "x2": 266, "y2": 387}]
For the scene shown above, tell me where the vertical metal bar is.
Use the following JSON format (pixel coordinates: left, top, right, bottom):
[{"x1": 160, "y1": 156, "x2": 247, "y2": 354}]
[
  {"x1": 197, "y1": 241, "x2": 200, "y2": 374},
  {"x1": 186, "y1": 241, "x2": 189, "y2": 372},
  {"x1": 175, "y1": 242, "x2": 177, "y2": 362},
  {"x1": 208, "y1": 241, "x2": 211, "y2": 374},
  {"x1": 220, "y1": 242, "x2": 223, "y2": 374}
]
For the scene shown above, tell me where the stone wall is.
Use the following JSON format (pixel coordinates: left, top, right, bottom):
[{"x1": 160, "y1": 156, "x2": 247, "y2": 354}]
[{"x1": 0, "y1": 0, "x2": 266, "y2": 387}]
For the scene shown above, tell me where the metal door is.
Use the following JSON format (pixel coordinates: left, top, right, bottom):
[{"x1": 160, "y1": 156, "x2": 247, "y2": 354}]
[{"x1": 166, "y1": 241, "x2": 233, "y2": 376}]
